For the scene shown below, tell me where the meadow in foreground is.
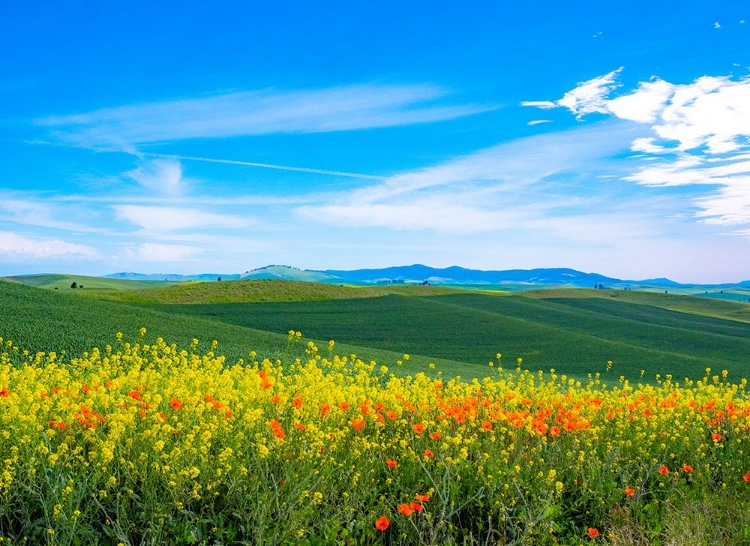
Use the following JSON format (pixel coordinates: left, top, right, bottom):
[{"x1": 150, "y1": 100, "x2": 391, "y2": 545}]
[{"x1": 1, "y1": 330, "x2": 749, "y2": 545}]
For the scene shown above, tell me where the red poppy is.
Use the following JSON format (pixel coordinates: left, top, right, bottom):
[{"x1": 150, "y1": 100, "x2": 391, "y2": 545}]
[
  {"x1": 658, "y1": 465, "x2": 669, "y2": 475},
  {"x1": 415, "y1": 494, "x2": 430, "y2": 502},
  {"x1": 397, "y1": 503, "x2": 413, "y2": 516},
  {"x1": 744, "y1": 473, "x2": 750, "y2": 483},
  {"x1": 170, "y1": 397, "x2": 182, "y2": 410},
  {"x1": 413, "y1": 423, "x2": 425, "y2": 434},
  {"x1": 424, "y1": 449, "x2": 434, "y2": 458},
  {"x1": 375, "y1": 516, "x2": 390, "y2": 531},
  {"x1": 624, "y1": 487, "x2": 635, "y2": 496},
  {"x1": 128, "y1": 390, "x2": 141, "y2": 401},
  {"x1": 587, "y1": 527, "x2": 599, "y2": 537},
  {"x1": 409, "y1": 502, "x2": 424, "y2": 512},
  {"x1": 682, "y1": 464, "x2": 693, "y2": 473},
  {"x1": 712, "y1": 432, "x2": 722, "y2": 442},
  {"x1": 386, "y1": 459, "x2": 398, "y2": 468}
]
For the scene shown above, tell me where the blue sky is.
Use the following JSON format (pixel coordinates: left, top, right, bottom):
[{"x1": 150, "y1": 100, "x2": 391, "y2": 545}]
[{"x1": 1, "y1": 1, "x2": 749, "y2": 282}]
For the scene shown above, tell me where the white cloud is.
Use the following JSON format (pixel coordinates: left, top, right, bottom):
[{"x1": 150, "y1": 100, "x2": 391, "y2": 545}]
[
  {"x1": 36, "y1": 83, "x2": 495, "y2": 148},
  {"x1": 126, "y1": 160, "x2": 183, "y2": 195},
  {"x1": 124, "y1": 242, "x2": 202, "y2": 262},
  {"x1": 0, "y1": 231, "x2": 98, "y2": 260},
  {"x1": 555, "y1": 68, "x2": 623, "y2": 118},
  {"x1": 528, "y1": 119, "x2": 553, "y2": 126},
  {"x1": 113, "y1": 205, "x2": 251, "y2": 232},
  {"x1": 606, "y1": 79, "x2": 675, "y2": 123},
  {"x1": 714, "y1": 21, "x2": 722, "y2": 29},
  {"x1": 520, "y1": 101, "x2": 557, "y2": 109},
  {"x1": 526, "y1": 70, "x2": 750, "y2": 228}
]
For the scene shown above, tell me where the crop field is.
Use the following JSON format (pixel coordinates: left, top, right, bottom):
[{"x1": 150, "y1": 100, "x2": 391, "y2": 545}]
[
  {"x1": 143, "y1": 292, "x2": 750, "y2": 382},
  {"x1": 1, "y1": 278, "x2": 750, "y2": 544},
  {"x1": 0, "y1": 281, "x2": 473, "y2": 378}
]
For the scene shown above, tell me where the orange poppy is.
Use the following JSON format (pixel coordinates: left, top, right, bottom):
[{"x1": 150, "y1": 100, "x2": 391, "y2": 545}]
[
  {"x1": 415, "y1": 494, "x2": 430, "y2": 502},
  {"x1": 170, "y1": 397, "x2": 182, "y2": 410},
  {"x1": 624, "y1": 487, "x2": 635, "y2": 496},
  {"x1": 397, "y1": 503, "x2": 413, "y2": 517},
  {"x1": 587, "y1": 527, "x2": 599, "y2": 537},
  {"x1": 682, "y1": 464, "x2": 693, "y2": 473},
  {"x1": 658, "y1": 465, "x2": 669, "y2": 475},
  {"x1": 375, "y1": 516, "x2": 390, "y2": 531},
  {"x1": 386, "y1": 459, "x2": 398, "y2": 468}
]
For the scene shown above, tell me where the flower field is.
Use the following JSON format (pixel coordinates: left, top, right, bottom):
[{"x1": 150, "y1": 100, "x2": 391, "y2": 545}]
[{"x1": 1, "y1": 330, "x2": 750, "y2": 544}]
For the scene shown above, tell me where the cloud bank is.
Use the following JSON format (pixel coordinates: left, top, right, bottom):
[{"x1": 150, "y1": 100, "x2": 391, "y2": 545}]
[{"x1": 524, "y1": 70, "x2": 750, "y2": 229}]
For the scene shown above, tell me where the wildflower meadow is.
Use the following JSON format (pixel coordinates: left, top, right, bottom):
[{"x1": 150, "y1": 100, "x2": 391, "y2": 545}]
[{"x1": 1, "y1": 329, "x2": 749, "y2": 544}]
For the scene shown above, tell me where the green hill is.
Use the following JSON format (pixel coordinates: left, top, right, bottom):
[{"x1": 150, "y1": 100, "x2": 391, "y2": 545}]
[
  {"x1": 89, "y1": 278, "x2": 464, "y2": 304},
  {"x1": 240, "y1": 265, "x2": 348, "y2": 283},
  {"x1": 140, "y1": 291, "x2": 750, "y2": 381},
  {"x1": 0, "y1": 280, "x2": 474, "y2": 377},
  {"x1": 2, "y1": 273, "x2": 169, "y2": 292},
  {"x1": 3, "y1": 277, "x2": 749, "y2": 383}
]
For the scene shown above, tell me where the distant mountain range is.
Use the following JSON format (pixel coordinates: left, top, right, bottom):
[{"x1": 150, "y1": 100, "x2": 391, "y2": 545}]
[{"x1": 108, "y1": 264, "x2": 750, "y2": 288}]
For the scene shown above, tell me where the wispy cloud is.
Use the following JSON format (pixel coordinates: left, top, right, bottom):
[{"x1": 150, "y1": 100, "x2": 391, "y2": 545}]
[
  {"x1": 122, "y1": 242, "x2": 202, "y2": 263},
  {"x1": 35, "y1": 83, "x2": 495, "y2": 148},
  {"x1": 0, "y1": 231, "x2": 98, "y2": 260},
  {"x1": 0, "y1": 195, "x2": 110, "y2": 233},
  {"x1": 525, "y1": 70, "x2": 750, "y2": 230},
  {"x1": 523, "y1": 68, "x2": 623, "y2": 119},
  {"x1": 126, "y1": 159, "x2": 184, "y2": 195},
  {"x1": 296, "y1": 121, "x2": 645, "y2": 234},
  {"x1": 113, "y1": 205, "x2": 252, "y2": 232},
  {"x1": 140, "y1": 152, "x2": 386, "y2": 181}
]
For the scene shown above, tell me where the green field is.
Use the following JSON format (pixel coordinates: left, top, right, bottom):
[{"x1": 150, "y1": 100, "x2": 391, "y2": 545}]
[
  {"x1": 2, "y1": 277, "x2": 749, "y2": 382},
  {"x1": 140, "y1": 291, "x2": 750, "y2": 381},
  {"x1": 0, "y1": 280, "x2": 471, "y2": 376}
]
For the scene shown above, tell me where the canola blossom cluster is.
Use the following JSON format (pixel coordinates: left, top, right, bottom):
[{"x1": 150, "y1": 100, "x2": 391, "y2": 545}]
[{"x1": 0, "y1": 330, "x2": 750, "y2": 544}]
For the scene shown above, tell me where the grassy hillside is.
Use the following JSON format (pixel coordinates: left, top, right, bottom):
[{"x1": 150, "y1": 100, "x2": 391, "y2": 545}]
[
  {"x1": 2, "y1": 273, "x2": 169, "y2": 291},
  {"x1": 144, "y1": 292, "x2": 750, "y2": 381},
  {"x1": 4, "y1": 277, "x2": 749, "y2": 382},
  {"x1": 88, "y1": 278, "x2": 464, "y2": 304},
  {"x1": 240, "y1": 265, "x2": 348, "y2": 283},
  {"x1": 526, "y1": 288, "x2": 750, "y2": 323},
  {"x1": 0, "y1": 280, "x2": 476, "y2": 377}
]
